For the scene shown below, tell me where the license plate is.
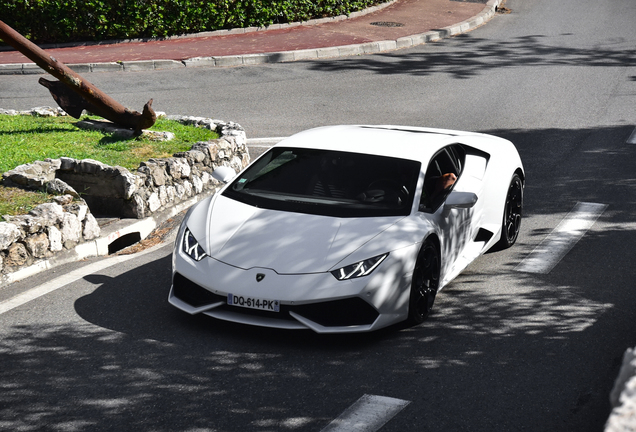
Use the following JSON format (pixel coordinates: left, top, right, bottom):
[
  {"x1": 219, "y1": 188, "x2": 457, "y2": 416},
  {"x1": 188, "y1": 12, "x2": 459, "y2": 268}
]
[{"x1": 227, "y1": 294, "x2": 280, "y2": 312}]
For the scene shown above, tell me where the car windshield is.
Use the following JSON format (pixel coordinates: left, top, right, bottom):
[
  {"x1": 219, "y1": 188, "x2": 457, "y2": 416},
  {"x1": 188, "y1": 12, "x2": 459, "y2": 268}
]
[{"x1": 223, "y1": 147, "x2": 421, "y2": 217}]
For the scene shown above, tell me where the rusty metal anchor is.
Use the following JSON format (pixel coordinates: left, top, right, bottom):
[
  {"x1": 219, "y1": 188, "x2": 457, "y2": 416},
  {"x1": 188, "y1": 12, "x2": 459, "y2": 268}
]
[{"x1": 0, "y1": 19, "x2": 156, "y2": 133}]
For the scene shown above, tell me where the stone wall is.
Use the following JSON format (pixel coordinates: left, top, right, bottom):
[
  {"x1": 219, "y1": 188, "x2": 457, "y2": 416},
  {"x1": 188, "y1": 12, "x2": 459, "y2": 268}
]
[
  {"x1": 0, "y1": 110, "x2": 249, "y2": 277},
  {"x1": 0, "y1": 195, "x2": 100, "y2": 273}
]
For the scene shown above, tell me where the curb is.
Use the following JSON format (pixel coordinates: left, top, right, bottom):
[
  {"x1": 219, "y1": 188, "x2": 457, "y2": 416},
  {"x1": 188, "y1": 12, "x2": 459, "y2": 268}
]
[{"x1": 0, "y1": 0, "x2": 502, "y2": 74}]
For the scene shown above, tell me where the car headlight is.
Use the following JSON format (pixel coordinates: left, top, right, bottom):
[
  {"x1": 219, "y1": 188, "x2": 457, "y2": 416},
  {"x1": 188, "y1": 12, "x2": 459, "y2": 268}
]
[
  {"x1": 330, "y1": 253, "x2": 388, "y2": 281},
  {"x1": 182, "y1": 227, "x2": 208, "y2": 261}
]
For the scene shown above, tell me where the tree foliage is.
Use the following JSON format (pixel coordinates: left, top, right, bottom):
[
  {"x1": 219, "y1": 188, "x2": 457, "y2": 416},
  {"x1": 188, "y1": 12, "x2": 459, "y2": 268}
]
[{"x1": 1, "y1": 0, "x2": 386, "y2": 44}]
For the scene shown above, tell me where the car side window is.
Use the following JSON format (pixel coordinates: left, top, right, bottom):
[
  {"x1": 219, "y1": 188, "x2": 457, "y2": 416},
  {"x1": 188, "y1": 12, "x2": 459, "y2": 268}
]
[{"x1": 419, "y1": 145, "x2": 466, "y2": 212}]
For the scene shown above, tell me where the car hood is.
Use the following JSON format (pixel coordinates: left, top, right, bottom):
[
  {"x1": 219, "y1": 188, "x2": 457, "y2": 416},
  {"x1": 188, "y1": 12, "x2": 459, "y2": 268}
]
[{"x1": 204, "y1": 195, "x2": 403, "y2": 274}]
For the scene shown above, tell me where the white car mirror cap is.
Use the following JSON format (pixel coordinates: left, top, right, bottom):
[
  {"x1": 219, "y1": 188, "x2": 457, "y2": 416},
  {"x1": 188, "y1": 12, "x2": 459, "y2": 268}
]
[
  {"x1": 445, "y1": 191, "x2": 478, "y2": 209},
  {"x1": 212, "y1": 166, "x2": 237, "y2": 183}
]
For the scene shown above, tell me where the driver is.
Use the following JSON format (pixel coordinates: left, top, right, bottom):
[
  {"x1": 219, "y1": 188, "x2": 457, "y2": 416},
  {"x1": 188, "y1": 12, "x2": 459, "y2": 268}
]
[{"x1": 433, "y1": 172, "x2": 457, "y2": 198}]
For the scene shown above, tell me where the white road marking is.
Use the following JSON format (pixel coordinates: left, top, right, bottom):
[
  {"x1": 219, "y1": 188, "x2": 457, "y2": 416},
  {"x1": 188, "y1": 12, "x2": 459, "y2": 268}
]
[
  {"x1": 320, "y1": 394, "x2": 410, "y2": 432},
  {"x1": 627, "y1": 127, "x2": 636, "y2": 144},
  {"x1": 515, "y1": 202, "x2": 607, "y2": 274},
  {"x1": 0, "y1": 243, "x2": 167, "y2": 316}
]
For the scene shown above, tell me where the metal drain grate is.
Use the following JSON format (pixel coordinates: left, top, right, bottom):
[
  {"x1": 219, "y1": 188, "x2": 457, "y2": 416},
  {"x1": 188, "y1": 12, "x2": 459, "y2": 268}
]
[{"x1": 370, "y1": 21, "x2": 404, "y2": 27}]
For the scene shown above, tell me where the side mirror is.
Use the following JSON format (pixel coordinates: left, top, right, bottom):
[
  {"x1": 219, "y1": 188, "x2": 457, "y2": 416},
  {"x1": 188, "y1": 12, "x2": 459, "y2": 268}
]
[
  {"x1": 211, "y1": 166, "x2": 237, "y2": 184},
  {"x1": 444, "y1": 191, "x2": 478, "y2": 209}
]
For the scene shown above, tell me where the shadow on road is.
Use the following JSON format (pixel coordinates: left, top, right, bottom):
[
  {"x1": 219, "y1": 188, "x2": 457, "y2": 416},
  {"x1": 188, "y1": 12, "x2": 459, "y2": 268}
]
[{"x1": 309, "y1": 34, "x2": 636, "y2": 79}]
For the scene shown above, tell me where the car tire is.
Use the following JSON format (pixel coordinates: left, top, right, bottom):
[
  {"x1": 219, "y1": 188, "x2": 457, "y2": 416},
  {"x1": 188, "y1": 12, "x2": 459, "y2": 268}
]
[
  {"x1": 407, "y1": 239, "x2": 441, "y2": 325},
  {"x1": 497, "y1": 173, "x2": 523, "y2": 249}
]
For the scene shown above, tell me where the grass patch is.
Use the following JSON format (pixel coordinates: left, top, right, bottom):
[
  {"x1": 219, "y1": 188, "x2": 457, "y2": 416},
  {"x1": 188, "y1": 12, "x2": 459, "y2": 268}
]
[
  {"x1": 0, "y1": 113, "x2": 220, "y2": 219},
  {"x1": 0, "y1": 114, "x2": 219, "y2": 174},
  {"x1": 0, "y1": 186, "x2": 53, "y2": 218}
]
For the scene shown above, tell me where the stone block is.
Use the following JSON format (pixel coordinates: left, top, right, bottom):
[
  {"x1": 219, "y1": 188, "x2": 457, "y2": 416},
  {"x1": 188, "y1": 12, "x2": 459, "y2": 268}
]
[
  {"x1": 90, "y1": 62, "x2": 123, "y2": 73},
  {"x1": 63, "y1": 203, "x2": 88, "y2": 222},
  {"x1": 122, "y1": 60, "x2": 155, "y2": 72},
  {"x1": 213, "y1": 56, "x2": 243, "y2": 67},
  {"x1": 79, "y1": 159, "x2": 106, "y2": 174},
  {"x1": 0, "y1": 222, "x2": 22, "y2": 251},
  {"x1": 83, "y1": 214, "x2": 100, "y2": 240},
  {"x1": 158, "y1": 186, "x2": 168, "y2": 206},
  {"x1": 59, "y1": 157, "x2": 77, "y2": 171},
  {"x1": 67, "y1": 63, "x2": 91, "y2": 74},
  {"x1": 22, "y1": 63, "x2": 44, "y2": 74},
  {"x1": 60, "y1": 213, "x2": 82, "y2": 247},
  {"x1": 148, "y1": 192, "x2": 161, "y2": 213},
  {"x1": 166, "y1": 186, "x2": 176, "y2": 203},
  {"x1": 192, "y1": 176, "x2": 203, "y2": 194},
  {"x1": 175, "y1": 183, "x2": 186, "y2": 201},
  {"x1": 5, "y1": 242, "x2": 30, "y2": 268},
  {"x1": 47, "y1": 179, "x2": 79, "y2": 197},
  {"x1": 183, "y1": 57, "x2": 216, "y2": 68},
  {"x1": 183, "y1": 180, "x2": 193, "y2": 197},
  {"x1": 52, "y1": 194, "x2": 74, "y2": 206},
  {"x1": 293, "y1": 50, "x2": 318, "y2": 61},
  {"x1": 29, "y1": 203, "x2": 65, "y2": 225},
  {"x1": 48, "y1": 226, "x2": 63, "y2": 252},
  {"x1": 153, "y1": 60, "x2": 185, "y2": 70},
  {"x1": 25, "y1": 233, "x2": 49, "y2": 259},
  {"x1": 0, "y1": 64, "x2": 24, "y2": 75}
]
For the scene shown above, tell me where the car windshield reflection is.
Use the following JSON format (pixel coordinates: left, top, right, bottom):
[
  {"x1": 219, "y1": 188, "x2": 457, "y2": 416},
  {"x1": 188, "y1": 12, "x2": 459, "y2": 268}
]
[{"x1": 223, "y1": 147, "x2": 421, "y2": 217}]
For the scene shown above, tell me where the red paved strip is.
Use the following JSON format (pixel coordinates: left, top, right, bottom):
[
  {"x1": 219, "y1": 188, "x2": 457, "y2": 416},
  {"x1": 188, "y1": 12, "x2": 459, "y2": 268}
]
[{"x1": 0, "y1": 0, "x2": 484, "y2": 64}]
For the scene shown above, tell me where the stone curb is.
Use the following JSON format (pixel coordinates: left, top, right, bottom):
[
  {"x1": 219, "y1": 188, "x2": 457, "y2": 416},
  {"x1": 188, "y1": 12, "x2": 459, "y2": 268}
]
[{"x1": 0, "y1": 0, "x2": 502, "y2": 74}]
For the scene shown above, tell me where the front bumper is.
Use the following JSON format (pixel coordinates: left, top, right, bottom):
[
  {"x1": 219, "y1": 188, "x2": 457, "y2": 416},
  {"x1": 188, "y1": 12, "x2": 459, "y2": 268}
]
[
  {"x1": 169, "y1": 245, "x2": 414, "y2": 333},
  {"x1": 170, "y1": 272, "x2": 381, "y2": 332}
]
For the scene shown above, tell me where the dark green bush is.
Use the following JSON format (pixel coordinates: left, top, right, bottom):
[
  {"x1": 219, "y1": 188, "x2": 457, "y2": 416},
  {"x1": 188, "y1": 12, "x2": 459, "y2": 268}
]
[{"x1": 1, "y1": 0, "x2": 386, "y2": 44}]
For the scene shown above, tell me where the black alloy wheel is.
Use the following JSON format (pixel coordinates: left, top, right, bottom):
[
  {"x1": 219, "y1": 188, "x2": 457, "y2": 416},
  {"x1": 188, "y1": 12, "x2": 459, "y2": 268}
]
[
  {"x1": 408, "y1": 239, "x2": 441, "y2": 325},
  {"x1": 498, "y1": 173, "x2": 523, "y2": 248}
]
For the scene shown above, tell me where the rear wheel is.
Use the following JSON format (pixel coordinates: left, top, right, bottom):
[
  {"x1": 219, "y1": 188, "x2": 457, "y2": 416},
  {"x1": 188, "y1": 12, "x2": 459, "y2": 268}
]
[
  {"x1": 407, "y1": 240, "x2": 441, "y2": 325},
  {"x1": 497, "y1": 173, "x2": 523, "y2": 249}
]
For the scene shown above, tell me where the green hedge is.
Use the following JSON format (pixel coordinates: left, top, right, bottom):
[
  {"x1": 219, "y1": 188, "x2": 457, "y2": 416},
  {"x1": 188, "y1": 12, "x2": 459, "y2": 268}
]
[{"x1": 1, "y1": 0, "x2": 386, "y2": 44}]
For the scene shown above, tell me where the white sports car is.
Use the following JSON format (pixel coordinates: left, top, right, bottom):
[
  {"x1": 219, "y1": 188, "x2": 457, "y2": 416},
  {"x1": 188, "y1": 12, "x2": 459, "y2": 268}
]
[{"x1": 169, "y1": 125, "x2": 524, "y2": 333}]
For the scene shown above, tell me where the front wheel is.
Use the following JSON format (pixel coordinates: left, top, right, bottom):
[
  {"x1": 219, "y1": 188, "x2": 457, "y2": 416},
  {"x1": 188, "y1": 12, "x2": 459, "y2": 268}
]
[
  {"x1": 497, "y1": 173, "x2": 523, "y2": 249},
  {"x1": 407, "y1": 240, "x2": 441, "y2": 325}
]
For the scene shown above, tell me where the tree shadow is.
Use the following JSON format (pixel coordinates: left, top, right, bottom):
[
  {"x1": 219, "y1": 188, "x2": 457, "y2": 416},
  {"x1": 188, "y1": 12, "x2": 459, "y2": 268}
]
[{"x1": 309, "y1": 34, "x2": 636, "y2": 79}]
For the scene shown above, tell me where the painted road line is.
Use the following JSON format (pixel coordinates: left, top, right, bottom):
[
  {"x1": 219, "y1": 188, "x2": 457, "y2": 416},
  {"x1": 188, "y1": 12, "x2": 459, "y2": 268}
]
[
  {"x1": 321, "y1": 394, "x2": 410, "y2": 432},
  {"x1": 0, "y1": 242, "x2": 168, "y2": 316},
  {"x1": 627, "y1": 127, "x2": 636, "y2": 144},
  {"x1": 515, "y1": 202, "x2": 607, "y2": 274}
]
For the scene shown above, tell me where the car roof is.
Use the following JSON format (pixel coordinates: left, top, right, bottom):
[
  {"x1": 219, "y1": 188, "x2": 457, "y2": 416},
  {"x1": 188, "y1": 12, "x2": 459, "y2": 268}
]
[{"x1": 274, "y1": 125, "x2": 490, "y2": 162}]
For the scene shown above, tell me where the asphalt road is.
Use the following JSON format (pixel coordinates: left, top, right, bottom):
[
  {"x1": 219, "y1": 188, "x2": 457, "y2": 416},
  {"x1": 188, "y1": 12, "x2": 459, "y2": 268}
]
[{"x1": 2, "y1": 0, "x2": 636, "y2": 430}]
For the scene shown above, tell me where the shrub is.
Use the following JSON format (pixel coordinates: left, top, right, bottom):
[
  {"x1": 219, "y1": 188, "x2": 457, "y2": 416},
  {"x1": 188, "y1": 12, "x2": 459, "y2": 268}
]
[{"x1": 1, "y1": 0, "x2": 387, "y2": 44}]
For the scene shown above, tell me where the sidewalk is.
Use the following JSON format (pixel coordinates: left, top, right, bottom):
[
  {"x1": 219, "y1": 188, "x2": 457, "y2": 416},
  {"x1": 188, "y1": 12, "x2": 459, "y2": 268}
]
[{"x1": 0, "y1": 0, "x2": 502, "y2": 73}]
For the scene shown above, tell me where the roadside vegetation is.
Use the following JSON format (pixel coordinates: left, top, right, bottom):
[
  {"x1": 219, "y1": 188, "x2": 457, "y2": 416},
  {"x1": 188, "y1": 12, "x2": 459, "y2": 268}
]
[
  {"x1": 0, "y1": 114, "x2": 218, "y2": 174},
  {"x1": 0, "y1": 114, "x2": 219, "y2": 218},
  {"x1": 1, "y1": 0, "x2": 388, "y2": 44},
  {"x1": 0, "y1": 187, "x2": 52, "y2": 219}
]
